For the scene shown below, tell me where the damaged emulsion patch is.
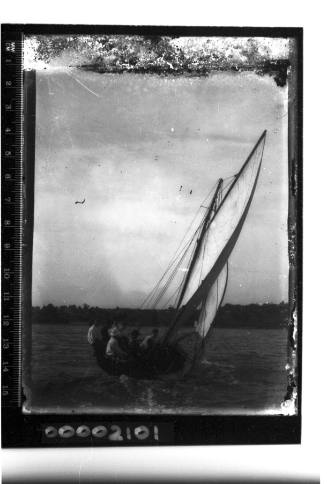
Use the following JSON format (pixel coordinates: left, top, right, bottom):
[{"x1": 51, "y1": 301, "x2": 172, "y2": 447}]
[
  {"x1": 24, "y1": 35, "x2": 290, "y2": 87},
  {"x1": 281, "y1": 309, "x2": 298, "y2": 415}
]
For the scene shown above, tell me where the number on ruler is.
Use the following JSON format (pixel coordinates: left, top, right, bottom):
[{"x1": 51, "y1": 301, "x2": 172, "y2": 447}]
[
  {"x1": 3, "y1": 268, "x2": 11, "y2": 280},
  {"x1": 2, "y1": 386, "x2": 9, "y2": 396},
  {"x1": 3, "y1": 338, "x2": 10, "y2": 350},
  {"x1": 5, "y1": 42, "x2": 15, "y2": 52}
]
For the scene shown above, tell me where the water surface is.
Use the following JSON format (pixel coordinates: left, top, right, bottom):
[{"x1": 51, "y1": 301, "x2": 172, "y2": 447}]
[{"x1": 27, "y1": 323, "x2": 289, "y2": 414}]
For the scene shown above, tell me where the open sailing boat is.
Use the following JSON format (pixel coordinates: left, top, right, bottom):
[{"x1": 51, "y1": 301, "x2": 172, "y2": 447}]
[{"x1": 92, "y1": 130, "x2": 267, "y2": 379}]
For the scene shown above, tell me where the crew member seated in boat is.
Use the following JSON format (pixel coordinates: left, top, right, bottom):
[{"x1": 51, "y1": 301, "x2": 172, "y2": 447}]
[
  {"x1": 105, "y1": 327, "x2": 128, "y2": 361},
  {"x1": 88, "y1": 320, "x2": 110, "y2": 357},
  {"x1": 115, "y1": 322, "x2": 130, "y2": 352},
  {"x1": 128, "y1": 329, "x2": 141, "y2": 357},
  {"x1": 140, "y1": 328, "x2": 159, "y2": 352},
  {"x1": 100, "y1": 320, "x2": 112, "y2": 342},
  {"x1": 88, "y1": 320, "x2": 108, "y2": 345},
  {"x1": 87, "y1": 321, "x2": 97, "y2": 345}
]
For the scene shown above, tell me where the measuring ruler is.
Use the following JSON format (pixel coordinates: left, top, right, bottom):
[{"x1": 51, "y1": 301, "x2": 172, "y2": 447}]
[{"x1": 1, "y1": 32, "x2": 24, "y2": 407}]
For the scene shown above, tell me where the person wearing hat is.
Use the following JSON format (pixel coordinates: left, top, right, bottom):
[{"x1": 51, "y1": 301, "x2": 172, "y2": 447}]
[
  {"x1": 87, "y1": 321, "x2": 109, "y2": 358},
  {"x1": 87, "y1": 321, "x2": 98, "y2": 345},
  {"x1": 105, "y1": 326, "x2": 127, "y2": 360}
]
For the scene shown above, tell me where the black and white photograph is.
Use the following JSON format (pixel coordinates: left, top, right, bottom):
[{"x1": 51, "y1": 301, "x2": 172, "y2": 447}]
[{"x1": 21, "y1": 32, "x2": 298, "y2": 417}]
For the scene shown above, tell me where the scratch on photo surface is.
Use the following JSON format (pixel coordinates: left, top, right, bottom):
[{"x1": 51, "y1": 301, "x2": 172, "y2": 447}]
[{"x1": 66, "y1": 70, "x2": 101, "y2": 98}]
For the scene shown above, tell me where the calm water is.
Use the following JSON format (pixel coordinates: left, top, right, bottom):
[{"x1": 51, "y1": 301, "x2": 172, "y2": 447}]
[{"x1": 27, "y1": 323, "x2": 289, "y2": 414}]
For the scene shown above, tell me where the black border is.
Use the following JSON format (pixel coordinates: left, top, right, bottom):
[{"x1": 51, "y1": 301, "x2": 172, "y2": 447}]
[
  {"x1": 1, "y1": 24, "x2": 303, "y2": 448},
  {"x1": 3, "y1": 411, "x2": 300, "y2": 447},
  {"x1": 2, "y1": 24, "x2": 301, "y2": 37}
]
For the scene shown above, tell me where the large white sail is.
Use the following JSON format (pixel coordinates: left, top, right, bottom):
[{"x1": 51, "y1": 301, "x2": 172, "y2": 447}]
[
  {"x1": 195, "y1": 263, "x2": 228, "y2": 339},
  {"x1": 179, "y1": 135, "x2": 265, "y2": 308},
  {"x1": 165, "y1": 130, "x2": 266, "y2": 343}
]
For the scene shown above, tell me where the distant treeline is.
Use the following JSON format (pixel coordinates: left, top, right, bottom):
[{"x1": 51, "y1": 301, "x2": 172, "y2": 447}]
[{"x1": 32, "y1": 302, "x2": 289, "y2": 329}]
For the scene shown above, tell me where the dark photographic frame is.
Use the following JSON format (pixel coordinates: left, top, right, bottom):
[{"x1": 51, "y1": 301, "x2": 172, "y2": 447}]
[{"x1": 1, "y1": 24, "x2": 302, "y2": 447}]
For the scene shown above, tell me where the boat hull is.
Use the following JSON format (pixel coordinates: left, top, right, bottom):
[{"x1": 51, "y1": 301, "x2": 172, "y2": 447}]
[{"x1": 92, "y1": 340, "x2": 189, "y2": 379}]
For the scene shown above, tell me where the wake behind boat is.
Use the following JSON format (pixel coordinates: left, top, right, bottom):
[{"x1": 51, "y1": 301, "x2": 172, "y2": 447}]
[{"x1": 88, "y1": 130, "x2": 267, "y2": 379}]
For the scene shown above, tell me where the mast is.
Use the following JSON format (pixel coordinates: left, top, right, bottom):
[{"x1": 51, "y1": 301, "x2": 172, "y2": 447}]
[
  {"x1": 162, "y1": 179, "x2": 223, "y2": 345},
  {"x1": 175, "y1": 178, "x2": 223, "y2": 310}
]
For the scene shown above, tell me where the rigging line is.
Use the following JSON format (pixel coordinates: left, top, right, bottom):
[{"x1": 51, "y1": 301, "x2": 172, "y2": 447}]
[
  {"x1": 140, "y1": 235, "x2": 195, "y2": 307},
  {"x1": 157, "y1": 268, "x2": 186, "y2": 309},
  {"x1": 151, "y1": 249, "x2": 191, "y2": 308},
  {"x1": 153, "y1": 227, "x2": 202, "y2": 306},
  {"x1": 175, "y1": 178, "x2": 224, "y2": 311},
  {"x1": 169, "y1": 211, "x2": 206, "y2": 268},
  {"x1": 147, "y1": 231, "x2": 199, "y2": 308},
  {"x1": 141, "y1": 197, "x2": 210, "y2": 307},
  {"x1": 163, "y1": 281, "x2": 184, "y2": 308},
  {"x1": 141, "y1": 196, "x2": 210, "y2": 308},
  {"x1": 198, "y1": 229, "x2": 208, "y2": 288},
  {"x1": 140, "y1": 224, "x2": 202, "y2": 308},
  {"x1": 221, "y1": 176, "x2": 236, "y2": 194},
  {"x1": 141, "y1": 255, "x2": 183, "y2": 308},
  {"x1": 224, "y1": 173, "x2": 238, "y2": 181},
  {"x1": 222, "y1": 174, "x2": 238, "y2": 186},
  {"x1": 166, "y1": 179, "x2": 221, "y2": 264},
  {"x1": 196, "y1": 179, "x2": 223, "y2": 295},
  {"x1": 142, "y1": 179, "x2": 221, "y2": 309},
  {"x1": 204, "y1": 131, "x2": 267, "y2": 233},
  {"x1": 237, "y1": 142, "x2": 265, "y2": 225},
  {"x1": 174, "y1": 235, "x2": 199, "y2": 308},
  {"x1": 221, "y1": 175, "x2": 236, "y2": 192},
  {"x1": 206, "y1": 134, "x2": 266, "y2": 237}
]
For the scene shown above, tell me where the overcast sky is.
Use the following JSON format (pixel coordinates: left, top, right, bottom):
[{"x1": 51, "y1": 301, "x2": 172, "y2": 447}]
[{"x1": 32, "y1": 68, "x2": 288, "y2": 307}]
